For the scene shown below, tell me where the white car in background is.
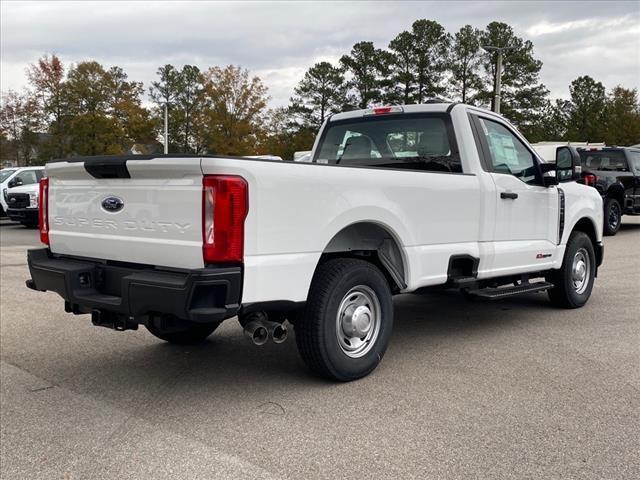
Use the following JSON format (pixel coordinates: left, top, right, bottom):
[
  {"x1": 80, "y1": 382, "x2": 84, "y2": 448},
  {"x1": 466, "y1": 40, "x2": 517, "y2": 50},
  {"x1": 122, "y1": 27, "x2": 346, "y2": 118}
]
[
  {"x1": 294, "y1": 150, "x2": 312, "y2": 162},
  {"x1": 1, "y1": 166, "x2": 45, "y2": 217},
  {"x1": 244, "y1": 155, "x2": 283, "y2": 161},
  {"x1": 0, "y1": 168, "x2": 19, "y2": 216},
  {"x1": 3, "y1": 167, "x2": 45, "y2": 226}
]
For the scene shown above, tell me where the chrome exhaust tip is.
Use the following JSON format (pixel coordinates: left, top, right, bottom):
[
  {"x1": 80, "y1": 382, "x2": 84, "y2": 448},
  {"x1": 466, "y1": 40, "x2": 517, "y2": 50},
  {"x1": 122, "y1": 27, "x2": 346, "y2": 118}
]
[
  {"x1": 267, "y1": 321, "x2": 288, "y2": 344},
  {"x1": 243, "y1": 320, "x2": 269, "y2": 346}
]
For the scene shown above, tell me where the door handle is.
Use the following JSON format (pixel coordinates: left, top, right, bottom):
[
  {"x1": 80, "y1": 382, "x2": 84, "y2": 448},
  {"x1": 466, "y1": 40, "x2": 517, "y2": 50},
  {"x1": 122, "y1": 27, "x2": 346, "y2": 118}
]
[{"x1": 500, "y1": 191, "x2": 518, "y2": 200}]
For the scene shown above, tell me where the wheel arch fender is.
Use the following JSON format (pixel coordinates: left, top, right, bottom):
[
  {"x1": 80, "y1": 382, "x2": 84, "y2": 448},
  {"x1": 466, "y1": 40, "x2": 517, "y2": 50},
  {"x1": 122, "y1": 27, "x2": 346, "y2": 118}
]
[
  {"x1": 605, "y1": 183, "x2": 625, "y2": 204},
  {"x1": 561, "y1": 183, "x2": 603, "y2": 245},
  {"x1": 315, "y1": 209, "x2": 412, "y2": 293},
  {"x1": 568, "y1": 216, "x2": 599, "y2": 246},
  {"x1": 565, "y1": 215, "x2": 604, "y2": 270}
]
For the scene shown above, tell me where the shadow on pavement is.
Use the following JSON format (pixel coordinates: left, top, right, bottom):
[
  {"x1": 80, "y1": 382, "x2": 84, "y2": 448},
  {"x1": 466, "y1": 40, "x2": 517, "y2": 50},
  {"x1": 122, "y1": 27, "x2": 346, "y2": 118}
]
[
  {"x1": 619, "y1": 222, "x2": 640, "y2": 231},
  {"x1": 44, "y1": 289, "x2": 554, "y2": 398}
]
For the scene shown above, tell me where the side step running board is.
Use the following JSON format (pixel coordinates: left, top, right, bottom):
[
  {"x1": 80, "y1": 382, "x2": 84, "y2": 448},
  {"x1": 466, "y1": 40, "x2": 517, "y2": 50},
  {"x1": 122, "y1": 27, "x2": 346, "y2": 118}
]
[{"x1": 465, "y1": 281, "x2": 554, "y2": 300}]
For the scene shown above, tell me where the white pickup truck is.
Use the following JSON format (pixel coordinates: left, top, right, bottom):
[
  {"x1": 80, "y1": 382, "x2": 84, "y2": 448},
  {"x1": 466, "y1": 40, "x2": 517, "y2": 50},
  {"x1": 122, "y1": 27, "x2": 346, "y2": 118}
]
[{"x1": 26, "y1": 103, "x2": 604, "y2": 381}]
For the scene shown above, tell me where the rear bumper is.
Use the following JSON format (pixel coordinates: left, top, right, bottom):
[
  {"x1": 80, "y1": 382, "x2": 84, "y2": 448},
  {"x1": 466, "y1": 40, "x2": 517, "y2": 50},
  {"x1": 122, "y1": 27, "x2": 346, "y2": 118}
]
[
  {"x1": 7, "y1": 207, "x2": 38, "y2": 223},
  {"x1": 26, "y1": 248, "x2": 242, "y2": 324}
]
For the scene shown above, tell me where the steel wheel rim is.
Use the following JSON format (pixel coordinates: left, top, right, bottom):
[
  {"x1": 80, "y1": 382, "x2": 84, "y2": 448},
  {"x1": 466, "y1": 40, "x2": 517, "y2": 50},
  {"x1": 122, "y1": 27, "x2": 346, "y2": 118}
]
[
  {"x1": 335, "y1": 285, "x2": 381, "y2": 358},
  {"x1": 608, "y1": 203, "x2": 620, "y2": 230},
  {"x1": 571, "y1": 247, "x2": 591, "y2": 295}
]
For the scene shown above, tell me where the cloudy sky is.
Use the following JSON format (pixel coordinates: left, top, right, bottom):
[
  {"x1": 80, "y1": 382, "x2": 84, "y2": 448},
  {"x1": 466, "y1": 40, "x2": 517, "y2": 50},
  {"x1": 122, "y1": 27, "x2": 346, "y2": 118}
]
[{"x1": 1, "y1": 1, "x2": 639, "y2": 107}]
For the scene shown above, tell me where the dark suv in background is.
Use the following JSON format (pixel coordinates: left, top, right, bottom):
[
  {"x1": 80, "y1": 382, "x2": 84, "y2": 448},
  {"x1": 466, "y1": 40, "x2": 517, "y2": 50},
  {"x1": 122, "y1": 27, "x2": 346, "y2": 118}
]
[{"x1": 578, "y1": 147, "x2": 640, "y2": 235}]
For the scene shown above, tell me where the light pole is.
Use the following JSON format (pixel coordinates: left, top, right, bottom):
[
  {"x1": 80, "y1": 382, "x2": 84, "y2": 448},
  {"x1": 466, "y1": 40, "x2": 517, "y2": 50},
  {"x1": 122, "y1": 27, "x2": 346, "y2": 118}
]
[
  {"x1": 482, "y1": 45, "x2": 516, "y2": 114},
  {"x1": 163, "y1": 102, "x2": 169, "y2": 154}
]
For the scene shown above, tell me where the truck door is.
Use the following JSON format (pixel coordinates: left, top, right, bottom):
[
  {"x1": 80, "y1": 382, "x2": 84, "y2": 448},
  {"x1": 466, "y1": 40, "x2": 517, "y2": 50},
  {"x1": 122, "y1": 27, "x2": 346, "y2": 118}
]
[{"x1": 471, "y1": 114, "x2": 559, "y2": 275}]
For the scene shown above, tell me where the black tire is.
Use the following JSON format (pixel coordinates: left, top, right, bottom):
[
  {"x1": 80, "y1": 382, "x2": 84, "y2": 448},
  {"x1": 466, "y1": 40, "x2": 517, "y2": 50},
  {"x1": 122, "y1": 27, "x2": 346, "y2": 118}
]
[
  {"x1": 146, "y1": 318, "x2": 219, "y2": 345},
  {"x1": 295, "y1": 258, "x2": 394, "y2": 381},
  {"x1": 547, "y1": 231, "x2": 596, "y2": 309},
  {"x1": 603, "y1": 198, "x2": 622, "y2": 236}
]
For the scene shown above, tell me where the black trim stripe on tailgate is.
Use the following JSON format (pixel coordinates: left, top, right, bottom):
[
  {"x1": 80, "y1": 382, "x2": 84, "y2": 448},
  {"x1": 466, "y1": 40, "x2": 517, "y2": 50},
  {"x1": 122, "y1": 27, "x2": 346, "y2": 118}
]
[
  {"x1": 84, "y1": 157, "x2": 131, "y2": 179},
  {"x1": 49, "y1": 154, "x2": 248, "y2": 179}
]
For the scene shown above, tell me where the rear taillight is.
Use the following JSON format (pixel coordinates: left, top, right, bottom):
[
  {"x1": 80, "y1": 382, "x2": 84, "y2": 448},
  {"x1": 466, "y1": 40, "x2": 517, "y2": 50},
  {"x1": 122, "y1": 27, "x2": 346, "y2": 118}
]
[
  {"x1": 202, "y1": 175, "x2": 248, "y2": 264},
  {"x1": 582, "y1": 173, "x2": 597, "y2": 187},
  {"x1": 38, "y1": 177, "x2": 49, "y2": 245}
]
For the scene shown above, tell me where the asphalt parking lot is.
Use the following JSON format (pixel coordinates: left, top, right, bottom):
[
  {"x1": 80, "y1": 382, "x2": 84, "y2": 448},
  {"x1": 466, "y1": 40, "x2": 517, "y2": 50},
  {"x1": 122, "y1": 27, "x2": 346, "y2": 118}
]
[{"x1": 1, "y1": 218, "x2": 638, "y2": 480}]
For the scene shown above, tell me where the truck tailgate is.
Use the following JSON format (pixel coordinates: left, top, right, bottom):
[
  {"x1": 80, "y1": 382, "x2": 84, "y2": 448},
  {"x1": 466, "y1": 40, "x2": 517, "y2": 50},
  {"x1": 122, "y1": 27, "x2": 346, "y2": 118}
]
[{"x1": 46, "y1": 157, "x2": 204, "y2": 269}]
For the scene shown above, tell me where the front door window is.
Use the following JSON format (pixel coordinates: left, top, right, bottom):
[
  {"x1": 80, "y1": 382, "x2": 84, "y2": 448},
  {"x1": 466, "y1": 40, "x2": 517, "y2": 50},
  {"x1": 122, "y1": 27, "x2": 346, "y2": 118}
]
[{"x1": 477, "y1": 118, "x2": 539, "y2": 185}]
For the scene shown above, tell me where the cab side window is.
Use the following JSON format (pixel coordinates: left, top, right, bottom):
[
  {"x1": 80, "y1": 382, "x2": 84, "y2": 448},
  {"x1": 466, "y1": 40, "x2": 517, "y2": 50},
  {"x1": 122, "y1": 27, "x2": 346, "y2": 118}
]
[
  {"x1": 477, "y1": 118, "x2": 539, "y2": 185},
  {"x1": 17, "y1": 170, "x2": 40, "y2": 185}
]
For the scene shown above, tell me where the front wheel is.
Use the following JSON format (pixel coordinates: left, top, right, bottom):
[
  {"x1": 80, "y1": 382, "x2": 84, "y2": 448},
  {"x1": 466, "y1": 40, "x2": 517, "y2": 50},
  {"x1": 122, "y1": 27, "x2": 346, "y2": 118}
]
[
  {"x1": 547, "y1": 231, "x2": 596, "y2": 308},
  {"x1": 603, "y1": 198, "x2": 622, "y2": 236},
  {"x1": 295, "y1": 258, "x2": 394, "y2": 381}
]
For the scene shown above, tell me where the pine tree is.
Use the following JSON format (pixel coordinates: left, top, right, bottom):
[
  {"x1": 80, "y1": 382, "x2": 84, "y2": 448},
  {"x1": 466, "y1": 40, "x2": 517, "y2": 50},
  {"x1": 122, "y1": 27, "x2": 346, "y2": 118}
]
[
  {"x1": 566, "y1": 75, "x2": 607, "y2": 142},
  {"x1": 340, "y1": 42, "x2": 390, "y2": 108},
  {"x1": 477, "y1": 22, "x2": 549, "y2": 139},
  {"x1": 411, "y1": 19, "x2": 450, "y2": 102},
  {"x1": 449, "y1": 25, "x2": 483, "y2": 103},
  {"x1": 289, "y1": 61, "x2": 347, "y2": 130}
]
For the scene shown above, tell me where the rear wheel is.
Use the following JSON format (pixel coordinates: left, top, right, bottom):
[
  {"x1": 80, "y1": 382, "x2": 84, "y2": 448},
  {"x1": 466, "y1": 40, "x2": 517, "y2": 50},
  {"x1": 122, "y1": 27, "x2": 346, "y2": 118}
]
[
  {"x1": 603, "y1": 198, "x2": 622, "y2": 236},
  {"x1": 146, "y1": 317, "x2": 219, "y2": 344},
  {"x1": 295, "y1": 258, "x2": 394, "y2": 381},
  {"x1": 547, "y1": 231, "x2": 596, "y2": 308}
]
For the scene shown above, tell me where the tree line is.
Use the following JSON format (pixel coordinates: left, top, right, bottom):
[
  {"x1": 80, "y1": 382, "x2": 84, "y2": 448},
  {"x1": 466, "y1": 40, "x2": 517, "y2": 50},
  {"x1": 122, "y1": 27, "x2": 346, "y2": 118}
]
[
  {"x1": 1, "y1": 19, "x2": 639, "y2": 166},
  {"x1": 289, "y1": 20, "x2": 639, "y2": 146},
  {"x1": 0, "y1": 56, "x2": 282, "y2": 165}
]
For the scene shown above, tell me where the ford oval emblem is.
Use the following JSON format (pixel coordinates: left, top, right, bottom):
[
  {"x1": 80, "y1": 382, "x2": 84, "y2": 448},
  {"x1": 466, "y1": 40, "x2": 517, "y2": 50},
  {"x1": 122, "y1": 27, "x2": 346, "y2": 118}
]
[{"x1": 101, "y1": 196, "x2": 124, "y2": 212}]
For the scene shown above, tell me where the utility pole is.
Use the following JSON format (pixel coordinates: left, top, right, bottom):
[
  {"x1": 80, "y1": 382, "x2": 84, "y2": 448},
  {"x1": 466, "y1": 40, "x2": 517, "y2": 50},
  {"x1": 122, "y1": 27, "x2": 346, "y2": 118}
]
[
  {"x1": 163, "y1": 103, "x2": 169, "y2": 154},
  {"x1": 482, "y1": 45, "x2": 516, "y2": 114}
]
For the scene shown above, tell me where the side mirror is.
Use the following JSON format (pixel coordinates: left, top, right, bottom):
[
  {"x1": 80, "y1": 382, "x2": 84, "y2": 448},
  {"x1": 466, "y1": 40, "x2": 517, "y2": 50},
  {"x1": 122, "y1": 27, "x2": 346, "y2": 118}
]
[
  {"x1": 8, "y1": 177, "x2": 23, "y2": 188},
  {"x1": 555, "y1": 146, "x2": 582, "y2": 183}
]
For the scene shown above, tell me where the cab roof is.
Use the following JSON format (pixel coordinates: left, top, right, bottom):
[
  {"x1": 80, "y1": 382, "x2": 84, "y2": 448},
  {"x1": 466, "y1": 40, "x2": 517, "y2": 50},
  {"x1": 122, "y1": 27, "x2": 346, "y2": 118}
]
[
  {"x1": 328, "y1": 102, "x2": 501, "y2": 123},
  {"x1": 329, "y1": 102, "x2": 455, "y2": 122}
]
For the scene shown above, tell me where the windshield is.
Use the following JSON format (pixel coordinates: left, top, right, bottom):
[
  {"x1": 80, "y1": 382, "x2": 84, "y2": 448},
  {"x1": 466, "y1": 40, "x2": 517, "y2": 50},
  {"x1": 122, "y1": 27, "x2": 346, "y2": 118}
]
[
  {"x1": 0, "y1": 169, "x2": 17, "y2": 183},
  {"x1": 314, "y1": 114, "x2": 462, "y2": 173},
  {"x1": 579, "y1": 150, "x2": 628, "y2": 172}
]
